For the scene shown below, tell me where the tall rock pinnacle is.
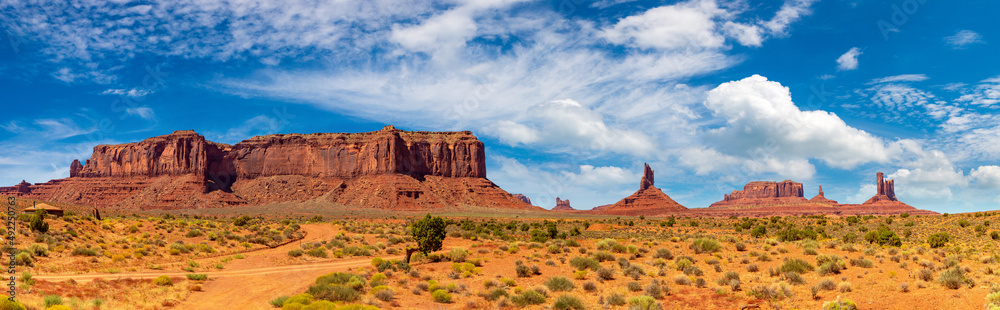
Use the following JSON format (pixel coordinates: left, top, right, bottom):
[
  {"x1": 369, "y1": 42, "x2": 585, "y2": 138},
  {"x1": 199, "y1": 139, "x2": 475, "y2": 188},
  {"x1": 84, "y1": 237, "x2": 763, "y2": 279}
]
[{"x1": 640, "y1": 163, "x2": 654, "y2": 190}]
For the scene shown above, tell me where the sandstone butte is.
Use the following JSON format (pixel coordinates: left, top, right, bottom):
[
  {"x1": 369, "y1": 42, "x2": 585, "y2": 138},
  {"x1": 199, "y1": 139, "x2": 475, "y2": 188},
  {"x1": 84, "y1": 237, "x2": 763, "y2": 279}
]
[
  {"x1": 586, "y1": 163, "x2": 688, "y2": 216},
  {"x1": 511, "y1": 194, "x2": 532, "y2": 206},
  {"x1": 0, "y1": 126, "x2": 541, "y2": 212},
  {"x1": 552, "y1": 197, "x2": 575, "y2": 211},
  {"x1": 697, "y1": 172, "x2": 937, "y2": 217}
]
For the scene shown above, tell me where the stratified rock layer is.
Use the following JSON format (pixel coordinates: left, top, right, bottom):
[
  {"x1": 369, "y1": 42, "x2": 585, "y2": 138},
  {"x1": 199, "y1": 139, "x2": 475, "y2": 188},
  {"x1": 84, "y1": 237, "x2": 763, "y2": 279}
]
[
  {"x1": 589, "y1": 163, "x2": 687, "y2": 216},
  {"x1": 808, "y1": 186, "x2": 838, "y2": 205},
  {"x1": 553, "y1": 197, "x2": 574, "y2": 211},
  {"x1": 709, "y1": 180, "x2": 807, "y2": 208},
  {"x1": 0, "y1": 126, "x2": 537, "y2": 211}
]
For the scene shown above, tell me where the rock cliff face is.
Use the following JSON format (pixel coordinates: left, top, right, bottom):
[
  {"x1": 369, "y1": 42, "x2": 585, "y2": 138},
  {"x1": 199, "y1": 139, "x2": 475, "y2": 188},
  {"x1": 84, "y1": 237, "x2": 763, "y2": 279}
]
[
  {"x1": 553, "y1": 197, "x2": 574, "y2": 211},
  {"x1": 864, "y1": 172, "x2": 897, "y2": 204},
  {"x1": 709, "y1": 180, "x2": 808, "y2": 208},
  {"x1": 590, "y1": 163, "x2": 687, "y2": 216},
  {"x1": 0, "y1": 126, "x2": 535, "y2": 211}
]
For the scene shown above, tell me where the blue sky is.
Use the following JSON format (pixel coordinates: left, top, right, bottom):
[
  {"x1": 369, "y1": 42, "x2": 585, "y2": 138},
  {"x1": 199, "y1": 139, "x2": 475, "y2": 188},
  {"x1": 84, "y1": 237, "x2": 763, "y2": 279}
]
[{"x1": 1, "y1": 0, "x2": 999, "y2": 213}]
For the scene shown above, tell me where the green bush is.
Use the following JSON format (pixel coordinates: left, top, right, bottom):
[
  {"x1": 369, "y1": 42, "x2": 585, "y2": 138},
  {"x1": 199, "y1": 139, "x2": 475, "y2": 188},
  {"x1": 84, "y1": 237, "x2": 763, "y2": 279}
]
[
  {"x1": 71, "y1": 247, "x2": 97, "y2": 256},
  {"x1": 511, "y1": 289, "x2": 546, "y2": 307},
  {"x1": 779, "y1": 259, "x2": 814, "y2": 274},
  {"x1": 750, "y1": 226, "x2": 767, "y2": 238},
  {"x1": 14, "y1": 252, "x2": 32, "y2": 267},
  {"x1": 306, "y1": 247, "x2": 328, "y2": 258},
  {"x1": 269, "y1": 296, "x2": 288, "y2": 308},
  {"x1": 928, "y1": 232, "x2": 950, "y2": 248},
  {"x1": 289, "y1": 249, "x2": 304, "y2": 257},
  {"x1": 186, "y1": 274, "x2": 208, "y2": 281},
  {"x1": 863, "y1": 226, "x2": 901, "y2": 247},
  {"x1": 30, "y1": 210, "x2": 49, "y2": 233},
  {"x1": 431, "y1": 289, "x2": 452, "y2": 303},
  {"x1": 938, "y1": 267, "x2": 973, "y2": 289},
  {"x1": 0, "y1": 298, "x2": 27, "y2": 310},
  {"x1": 690, "y1": 238, "x2": 722, "y2": 254},
  {"x1": 545, "y1": 276, "x2": 574, "y2": 292},
  {"x1": 776, "y1": 228, "x2": 818, "y2": 242},
  {"x1": 627, "y1": 295, "x2": 659, "y2": 310},
  {"x1": 569, "y1": 256, "x2": 600, "y2": 271},
  {"x1": 43, "y1": 295, "x2": 63, "y2": 308},
  {"x1": 552, "y1": 294, "x2": 585, "y2": 310},
  {"x1": 653, "y1": 249, "x2": 674, "y2": 259},
  {"x1": 153, "y1": 276, "x2": 173, "y2": 286},
  {"x1": 822, "y1": 297, "x2": 858, "y2": 310}
]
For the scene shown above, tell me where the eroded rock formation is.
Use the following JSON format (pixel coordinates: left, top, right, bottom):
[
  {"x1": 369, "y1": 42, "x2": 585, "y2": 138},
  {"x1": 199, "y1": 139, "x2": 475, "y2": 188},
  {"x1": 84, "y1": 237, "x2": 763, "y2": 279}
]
[
  {"x1": 512, "y1": 194, "x2": 532, "y2": 205},
  {"x1": 0, "y1": 126, "x2": 537, "y2": 211},
  {"x1": 590, "y1": 163, "x2": 687, "y2": 216},
  {"x1": 709, "y1": 180, "x2": 808, "y2": 208},
  {"x1": 808, "y1": 186, "x2": 838, "y2": 205},
  {"x1": 553, "y1": 197, "x2": 574, "y2": 211}
]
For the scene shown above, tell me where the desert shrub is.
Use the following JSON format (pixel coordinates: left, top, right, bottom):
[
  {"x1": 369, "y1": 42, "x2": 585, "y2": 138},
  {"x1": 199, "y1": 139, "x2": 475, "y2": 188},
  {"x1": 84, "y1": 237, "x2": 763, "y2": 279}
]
[
  {"x1": 735, "y1": 243, "x2": 747, "y2": 251},
  {"x1": 838, "y1": 281, "x2": 853, "y2": 292},
  {"x1": 717, "y1": 271, "x2": 740, "y2": 291},
  {"x1": 816, "y1": 255, "x2": 845, "y2": 276},
  {"x1": 153, "y1": 276, "x2": 173, "y2": 286},
  {"x1": 653, "y1": 249, "x2": 673, "y2": 259},
  {"x1": 938, "y1": 267, "x2": 973, "y2": 289},
  {"x1": 269, "y1": 296, "x2": 289, "y2": 308},
  {"x1": 627, "y1": 281, "x2": 642, "y2": 292},
  {"x1": 849, "y1": 258, "x2": 874, "y2": 268},
  {"x1": 605, "y1": 293, "x2": 626, "y2": 306},
  {"x1": 596, "y1": 267, "x2": 614, "y2": 281},
  {"x1": 71, "y1": 247, "x2": 97, "y2": 256},
  {"x1": 186, "y1": 229, "x2": 204, "y2": 238},
  {"x1": 928, "y1": 232, "x2": 950, "y2": 248},
  {"x1": 288, "y1": 249, "x2": 304, "y2": 257},
  {"x1": 373, "y1": 286, "x2": 394, "y2": 302},
  {"x1": 627, "y1": 295, "x2": 660, "y2": 310},
  {"x1": 14, "y1": 253, "x2": 32, "y2": 267},
  {"x1": 515, "y1": 264, "x2": 532, "y2": 278},
  {"x1": 545, "y1": 277, "x2": 574, "y2": 292},
  {"x1": 645, "y1": 280, "x2": 665, "y2": 298},
  {"x1": 511, "y1": 289, "x2": 546, "y2": 307},
  {"x1": 690, "y1": 238, "x2": 722, "y2": 254},
  {"x1": 918, "y1": 268, "x2": 934, "y2": 281},
  {"x1": 675, "y1": 258, "x2": 693, "y2": 271},
  {"x1": 552, "y1": 294, "x2": 585, "y2": 310},
  {"x1": 822, "y1": 297, "x2": 858, "y2": 310},
  {"x1": 591, "y1": 251, "x2": 615, "y2": 262},
  {"x1": 779, "y1": 259, "x2": 814, "y2": 274},
  {"x1": 569, "y1": 256, "x2": 600, "y2": 271},
  {"x1": 0, "y1": 299, "x2": 27, "y2": 310},
  {"x1": 863, "y1": 226, "x2": 901, "y2": 247},
  {"x1": 750, "y1": 225, "x2": 767, "y2": 238},
  {"x1": 583, "y1": 281, "x2": 597, "y2": 292},
  {"x1": 186, "y1": 274, "x2": 208, "y2": 281},
  {"x1": 449, "y1": 248, "x2": 468, "y2": 262},
  {"x1": 674, "y1": 275, "x2": 691, "y2": 285},
  {"x1": 432, "y1": 289, "x2": 452, "y2": 303},
  {"x1": 815, "y1": 278, "x2": 836, "y2": 291},
  {"x1": 748, "y1": 282, "x2": 793, "y2": 301},
  {"x1": 776, "y1": 228, "x2": 817, "y2": 242},
  {"x1": 746, "y1": 264, "x2": 759, "y2": 272}
]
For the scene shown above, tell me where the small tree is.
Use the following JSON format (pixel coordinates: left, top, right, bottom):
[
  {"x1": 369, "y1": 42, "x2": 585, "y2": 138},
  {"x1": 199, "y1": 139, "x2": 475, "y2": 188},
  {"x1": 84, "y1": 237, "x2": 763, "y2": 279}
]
[
  {"x1": 927, "y1": 232, "x2": 950, "y2": 248},
  {"x1": 30, "y1": 209, "x2": 48, "y2": 233},
  {"x1": 408, "y1": 214, "x2": 447, "y2": 263}
]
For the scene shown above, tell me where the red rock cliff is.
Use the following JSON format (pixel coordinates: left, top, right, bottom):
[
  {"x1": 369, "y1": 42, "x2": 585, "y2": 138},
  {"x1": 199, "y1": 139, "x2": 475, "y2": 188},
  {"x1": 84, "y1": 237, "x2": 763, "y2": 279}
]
[
  {"x1": 709, "y1": 180, "x2": 807, "y2": 208},
  {"x1": 75, "y1": 130, "x2": 214, "y2": 178},
  {"x1": 553, "y1": 197, "x2": 574, "y2": 211},
  {"x1": 590, "y1": 163, "x2": 687, "y2": 216}
]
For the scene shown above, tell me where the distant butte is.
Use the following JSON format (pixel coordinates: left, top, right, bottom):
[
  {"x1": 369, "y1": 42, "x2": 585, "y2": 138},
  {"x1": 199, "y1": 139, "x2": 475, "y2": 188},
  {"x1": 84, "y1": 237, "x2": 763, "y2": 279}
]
[
  {"x1": 552, "y1": 197, "x2": 575, "y2": 211},
  {"x1": 0, "y1": 126, "x2": 541, "y2": 212},
  {"x1": 589, "y1": 163, "x2": 687, "y2": 216}
]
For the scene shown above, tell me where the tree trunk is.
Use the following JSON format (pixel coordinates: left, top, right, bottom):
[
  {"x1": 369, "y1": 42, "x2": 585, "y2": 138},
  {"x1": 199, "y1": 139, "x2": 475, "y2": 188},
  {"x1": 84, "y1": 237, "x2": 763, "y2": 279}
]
[{"x1": 405, "y1": 247, "x2": 418, "y2": 264}]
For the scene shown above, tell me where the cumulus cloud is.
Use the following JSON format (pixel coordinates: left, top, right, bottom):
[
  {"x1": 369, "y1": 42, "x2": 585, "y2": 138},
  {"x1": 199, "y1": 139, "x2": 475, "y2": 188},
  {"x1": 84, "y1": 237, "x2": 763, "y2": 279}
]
[
  {"x1": 944, "y1": 30, "x2": 985, "y2": 49},
  {"x1": 836, "y1": 47, "x2": 862, "y2": 71},
  {"x1": 599, "y1": 0, "x2": 727, "y2": 50},
  {"x1": 488, "y1": 156, "x2": 638, "y2": 209},
  {"x1": 971, "y1": 166, "x2": 1000, "y2": 190},
  {"x1": 485, "y1": 99, "x2": 655, "y2": 156},
  {"x1": 703, "y1": 75, "x2": 892, "y2": 170}
]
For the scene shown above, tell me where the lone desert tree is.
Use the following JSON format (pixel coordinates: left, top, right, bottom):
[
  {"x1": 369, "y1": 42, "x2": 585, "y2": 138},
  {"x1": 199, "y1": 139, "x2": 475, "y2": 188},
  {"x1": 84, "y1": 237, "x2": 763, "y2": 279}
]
[{"x1": 407, "y1": 213, "x2": 447, "y2": 264}]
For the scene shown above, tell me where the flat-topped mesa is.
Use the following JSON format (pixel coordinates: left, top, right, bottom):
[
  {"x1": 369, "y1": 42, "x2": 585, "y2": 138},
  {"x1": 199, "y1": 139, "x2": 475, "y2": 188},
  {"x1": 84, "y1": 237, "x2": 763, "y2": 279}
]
[
  {"x1": 70, "y1": 126, "x2": 487, "y2": 182},
  {"x1": 710, "y1": 180, "x2": 808, "y2": 208},
  {"x1": 553, "y1": 197, "x2": 574, "y2": 211},
  {"x1": 227, "y1": 125, "x2": 486, "y2": 180},
  {"x1": 1, "y1": 126, "x2": 535, "y2": 211}
]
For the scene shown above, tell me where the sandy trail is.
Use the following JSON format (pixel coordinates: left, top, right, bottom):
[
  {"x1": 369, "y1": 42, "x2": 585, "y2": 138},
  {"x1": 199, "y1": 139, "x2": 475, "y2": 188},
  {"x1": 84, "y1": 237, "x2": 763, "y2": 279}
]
[{"x1": 33, "y1": 223, "x2": 402, "y2": 310}]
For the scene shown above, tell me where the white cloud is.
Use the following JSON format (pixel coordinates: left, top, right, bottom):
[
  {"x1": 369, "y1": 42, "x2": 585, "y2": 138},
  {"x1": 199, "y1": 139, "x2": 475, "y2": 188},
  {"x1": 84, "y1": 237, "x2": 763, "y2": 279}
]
[
  {"x1": 722, "y1": 22, "x2": 764, "y2": 47},
  {"x1": 956, "y1": 76, "x2": 1000, "y2": 107},
  {"x1": 591, "y1": 0, "x2": 639, "y2": 9},
  {"x1": 867, "y1": 84, "x2": 933, "y2": 112},
  {"x1": 208, "y1": 115, "x2": 289, "y2": 144},
  {"x1": 762, "y1": 0, "x2": 819, "y2": 35},
  {"x1": 836, "y1": 47, "x2": 861, "y2": 71},
  {"x1": 944, "y1": 30, "x2": 984, "y2": 49},
  {"x1": 488, "y1": 156, "x2": 637, "y2": 209},
  {"x1": 101, "y1": 88, "x2": 154, "y2": 97},
  {"x1": 484, "y1": 99, "x2": 655, "y2": 156},
  {"x1": 971, "y1": 166, "x2": 1000, "y2": 190},
  {"x1": 562, "y1": 165, "x2": 636, "y2": 186},
  {"x1": 703, "y1": 75, "x2": 892, "y2": 170},
  {"x1": 599, "y1": 0, "x2": 727, "y2": 50},
  {"x1": 126, "y1": 107, "x2": 157, "y2": 121},
  {"x1": 869, "y1": 74, "x2": 929, "y2": 84}
]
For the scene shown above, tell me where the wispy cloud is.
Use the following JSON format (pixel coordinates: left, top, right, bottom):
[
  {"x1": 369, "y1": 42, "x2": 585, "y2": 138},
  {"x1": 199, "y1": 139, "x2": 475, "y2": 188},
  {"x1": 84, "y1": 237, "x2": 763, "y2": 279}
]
[
  {"x1": 869, "y1": 74, "x2": 929, "y2": 84},
  {"x1": 944, "y1": 30, "x2": 984, "y2": 49}
]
